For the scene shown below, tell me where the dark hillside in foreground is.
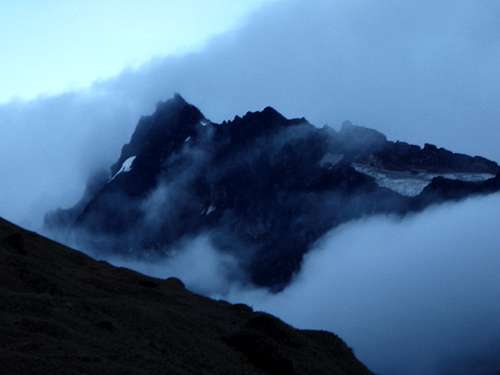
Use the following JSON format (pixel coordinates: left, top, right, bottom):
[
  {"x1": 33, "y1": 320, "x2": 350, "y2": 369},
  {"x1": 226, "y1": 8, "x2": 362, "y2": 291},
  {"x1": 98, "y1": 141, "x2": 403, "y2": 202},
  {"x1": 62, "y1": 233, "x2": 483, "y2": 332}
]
[{"x1": 0, "y1": 217, "x2": 372, "y2": 375}]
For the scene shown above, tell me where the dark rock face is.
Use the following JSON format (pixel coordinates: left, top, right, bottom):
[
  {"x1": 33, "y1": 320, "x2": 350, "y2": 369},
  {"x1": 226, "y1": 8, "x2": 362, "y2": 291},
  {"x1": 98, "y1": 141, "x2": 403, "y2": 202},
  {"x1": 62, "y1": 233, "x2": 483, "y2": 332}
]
[
  {"x1": 416, "y1": 174, "x2": 500, "y2": 207},
  {"x1": 45, "y1": 169, "x2": 109, "y2": 234},
  {"x1": 46, "y1": 94, "x2": 500, "y2": 289},
  {"x1": 370, "y1": 141, "x2": 499, "y2": 173}
]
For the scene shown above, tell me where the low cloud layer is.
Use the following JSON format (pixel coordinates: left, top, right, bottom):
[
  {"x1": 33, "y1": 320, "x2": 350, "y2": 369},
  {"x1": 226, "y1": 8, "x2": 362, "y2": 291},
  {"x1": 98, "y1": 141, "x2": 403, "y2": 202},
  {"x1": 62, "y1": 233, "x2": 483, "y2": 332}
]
[
  {"x1": 79, "y1": 191, "x2": 500, "y2": 374},
  {"x1": 0, "y1": 91, "x2": 145, "y2": 228},
  {"x1": 99, "y1": 235, "x2": 242, "y2": 296},
  {"x1": 1, "y1": 0, "x2": 500, "y2": 227},
  {"x1": 2, "y1": 2, "x2": 500, "y2": 372},
  {"x1": 229, "y1": 193, "x2": 500, "y2": 375}
]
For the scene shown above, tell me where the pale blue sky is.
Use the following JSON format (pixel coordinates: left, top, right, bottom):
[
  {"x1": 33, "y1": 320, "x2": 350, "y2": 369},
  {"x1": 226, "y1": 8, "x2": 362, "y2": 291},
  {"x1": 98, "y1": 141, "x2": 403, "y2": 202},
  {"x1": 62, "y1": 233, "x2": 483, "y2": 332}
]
[
  {"x1": 2, "y1": 0, "x2": 500, "y2": 229},
  {"x1": 0, "y1": 0, "x2": 273, "y2": 103}
]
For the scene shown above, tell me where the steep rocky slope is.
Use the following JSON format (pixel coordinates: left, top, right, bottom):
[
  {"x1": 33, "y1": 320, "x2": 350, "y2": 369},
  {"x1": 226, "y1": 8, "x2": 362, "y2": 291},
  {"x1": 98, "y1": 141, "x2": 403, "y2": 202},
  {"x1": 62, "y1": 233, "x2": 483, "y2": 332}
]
[
  {"x1": 0, "y1": 217, "x2": 372, "y2": 375},
  {"x1": 46, "y1": 94, "x2": 500, "y2": 289}
]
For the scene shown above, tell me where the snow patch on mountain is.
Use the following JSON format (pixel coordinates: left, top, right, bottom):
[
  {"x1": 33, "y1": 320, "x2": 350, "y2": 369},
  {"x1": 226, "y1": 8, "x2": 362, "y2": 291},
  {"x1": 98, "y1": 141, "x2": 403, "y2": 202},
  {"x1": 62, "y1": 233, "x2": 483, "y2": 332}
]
[{"x1": 111, "y1": 156, "x2": 136, "y2": 180}]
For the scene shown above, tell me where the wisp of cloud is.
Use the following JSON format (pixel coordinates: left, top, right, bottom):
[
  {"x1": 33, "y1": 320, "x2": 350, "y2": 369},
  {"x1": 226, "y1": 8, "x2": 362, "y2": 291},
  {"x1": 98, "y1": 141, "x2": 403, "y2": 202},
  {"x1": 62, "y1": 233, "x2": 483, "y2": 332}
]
[
  {"x1": 78, "y1": 191, "x2": 500, "y2": 374},
  {"x1": 229, "y1": 193, "x2": 500, "y2": 375},
  {"x1": 1, "y1": 1, "x2": 500, "y2": 373}
]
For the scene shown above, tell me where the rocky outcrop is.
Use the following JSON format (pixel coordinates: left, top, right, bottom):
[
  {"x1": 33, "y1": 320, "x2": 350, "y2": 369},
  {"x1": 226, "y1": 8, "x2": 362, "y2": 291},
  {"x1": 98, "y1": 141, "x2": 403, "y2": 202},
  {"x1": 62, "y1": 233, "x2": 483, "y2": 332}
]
[{"x1": 46, "y1": 95, "x2": 500, "y2": 289}]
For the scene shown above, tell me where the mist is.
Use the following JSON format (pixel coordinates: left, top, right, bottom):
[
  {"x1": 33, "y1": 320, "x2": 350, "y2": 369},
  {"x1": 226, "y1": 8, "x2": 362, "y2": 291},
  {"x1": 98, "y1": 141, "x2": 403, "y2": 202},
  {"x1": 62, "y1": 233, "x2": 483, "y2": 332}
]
[
  {"x1": 1, "y1": 0, "x2": 500, "y2": 227},
  {"x1": 2, "y1": 1, "x2": 500, "y2": 373},
  {"x1": 94, "y1": 235, "x2": 242, "y2": 296},
  {"x1": 228, "y1": 193, "x2": 500, "y2": 375},
  {"x1": 74, "y1": 189, "x2": 500, "y2": 374}
]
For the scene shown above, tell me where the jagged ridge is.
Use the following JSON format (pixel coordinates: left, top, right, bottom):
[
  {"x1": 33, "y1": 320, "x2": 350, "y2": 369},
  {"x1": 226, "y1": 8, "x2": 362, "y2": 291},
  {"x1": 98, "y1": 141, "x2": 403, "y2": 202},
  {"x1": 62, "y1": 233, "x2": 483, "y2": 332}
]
[{"x1": 46, "y1": 95, "x2": 500, "y2": 289}]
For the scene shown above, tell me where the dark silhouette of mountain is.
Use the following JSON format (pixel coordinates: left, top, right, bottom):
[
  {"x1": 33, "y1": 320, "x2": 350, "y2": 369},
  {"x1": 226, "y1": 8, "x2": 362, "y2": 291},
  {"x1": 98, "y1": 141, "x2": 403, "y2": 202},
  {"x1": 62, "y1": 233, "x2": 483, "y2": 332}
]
[
  {"x1": 0, "y1": 217, "x2": 373, "y2": 375},
  {"x1": 46, "y1": 94, "x2": 500, "y2": 289}
]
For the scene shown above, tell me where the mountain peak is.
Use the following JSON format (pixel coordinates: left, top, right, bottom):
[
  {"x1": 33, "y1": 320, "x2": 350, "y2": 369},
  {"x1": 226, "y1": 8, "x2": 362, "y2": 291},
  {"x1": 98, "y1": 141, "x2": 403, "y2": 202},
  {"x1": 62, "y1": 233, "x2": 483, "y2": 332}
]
[
  {"x1": 235, "y1": 106, "x2": 287, "y2": 123},
  {"x1": 262, "y1": 105, "x2": 282, "y2": 117},
  {"x1": 173, "y1": 92, "x2": 187, "y2": 104},
  {"x1": 47, "y1": 98, "x2": 500, "y2": 289},
  {"x1": 110, "y1": 94, "x2": 204, "y2": 177},
  {"x1": 154, "y1": 92, "x2": 192, "y2": 115},
  {"x1": 339, "y1": 120, "x2": 387, "y2": 150}
]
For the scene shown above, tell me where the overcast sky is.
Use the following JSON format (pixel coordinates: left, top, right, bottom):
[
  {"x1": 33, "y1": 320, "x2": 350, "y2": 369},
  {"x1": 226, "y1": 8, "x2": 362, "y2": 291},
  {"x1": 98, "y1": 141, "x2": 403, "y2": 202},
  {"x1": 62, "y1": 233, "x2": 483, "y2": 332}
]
[
  {"x1": 1, "y1": 0, "x2": 499, "y2": 228},
  {"x1": 2, "y1": 3, "x2": 500, "y2": 373},
  {"x1": 0, "y1": 0, "x2": 273, "y2": 102}
]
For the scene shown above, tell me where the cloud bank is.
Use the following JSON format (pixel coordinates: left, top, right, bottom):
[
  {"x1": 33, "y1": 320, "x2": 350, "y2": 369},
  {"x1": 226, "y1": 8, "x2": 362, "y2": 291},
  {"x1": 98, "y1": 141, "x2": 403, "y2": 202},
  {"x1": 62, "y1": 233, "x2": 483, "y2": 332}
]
[
  {"x1": 80, "y1": 189, "x2": 500, "y2": 374},
  {"x1": 100, "y1": 235, "x2": 242, "y2": 296},
  {"x1": 2, "y1": 2, "x2": 500, "y2": 372},
  {"x1": 1, "y1": 0, "x2": 500, "y2": 227},
  {"x1": 229, "y1": 193, "x2": 500, "y2": 375}
]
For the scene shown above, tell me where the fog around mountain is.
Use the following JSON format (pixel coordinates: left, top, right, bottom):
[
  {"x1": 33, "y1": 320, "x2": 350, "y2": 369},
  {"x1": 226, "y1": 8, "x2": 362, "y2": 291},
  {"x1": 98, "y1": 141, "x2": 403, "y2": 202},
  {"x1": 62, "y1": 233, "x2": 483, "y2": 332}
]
[
  {"x1": 1, "y1": 0, "x2": 500, "y2": 228},
  {"x1": 101, "y1": 193, "x2": 500, "y2": 375},
  {"x1": 1, "y1": 1, "x2": 500, "y2": 374}
]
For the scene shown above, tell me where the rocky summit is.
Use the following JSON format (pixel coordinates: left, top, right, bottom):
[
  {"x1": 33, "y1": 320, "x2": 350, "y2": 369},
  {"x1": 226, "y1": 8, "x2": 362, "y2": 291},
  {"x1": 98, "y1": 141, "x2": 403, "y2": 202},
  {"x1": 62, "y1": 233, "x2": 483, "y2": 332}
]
[{"x1": 46, "y1": 94, "x2": 500, "y2": 289}]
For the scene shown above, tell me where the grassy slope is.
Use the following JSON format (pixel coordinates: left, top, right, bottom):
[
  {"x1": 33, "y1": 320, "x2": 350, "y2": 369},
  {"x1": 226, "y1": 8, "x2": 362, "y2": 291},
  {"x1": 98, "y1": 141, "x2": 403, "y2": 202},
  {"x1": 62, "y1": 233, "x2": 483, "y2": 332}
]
[{"x1": 0, "y1": 217, "x2": 372, "y2": 375}]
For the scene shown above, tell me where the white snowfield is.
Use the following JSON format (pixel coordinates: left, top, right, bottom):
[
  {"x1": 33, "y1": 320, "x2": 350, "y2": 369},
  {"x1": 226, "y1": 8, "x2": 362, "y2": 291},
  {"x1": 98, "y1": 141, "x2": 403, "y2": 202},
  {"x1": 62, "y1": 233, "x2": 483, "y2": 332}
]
[
  {"x1": 111, "y1": 156, "x2": 136, "y2": 180},
  {"x1": 352, "y1": 163, "x2": 495, "y2": 197}
]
